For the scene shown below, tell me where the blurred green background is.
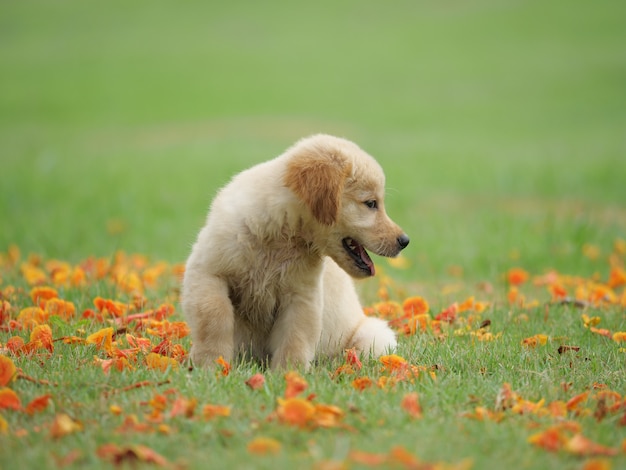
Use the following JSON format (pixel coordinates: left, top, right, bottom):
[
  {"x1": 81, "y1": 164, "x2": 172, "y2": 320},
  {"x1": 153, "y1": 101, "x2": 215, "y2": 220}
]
[{"x1": 2, "y1": 0, "x2": 625, "y2": 281}]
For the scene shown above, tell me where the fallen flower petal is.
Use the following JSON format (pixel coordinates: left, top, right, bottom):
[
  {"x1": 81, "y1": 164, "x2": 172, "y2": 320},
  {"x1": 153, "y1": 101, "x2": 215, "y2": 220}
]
[
  {"x1": 30, "y1": 286, "x2": 58, "y2": 308},
  {"x1": 85, "y1": 327, "x2": 114, "y2": 355},
  {"x1": 202, "y1": 404, "x2": 231, "y2": 420},
  {"x1": 50, "y1": 413, "x2": 82, "y2": 438},
  {"x1": 528, "y1": 427, "x2": 567, "y2": 452},
  {"x1": 0, "y1": 355, "x2": 16, "y2": 386},
  {"x1": 0, "y1": 387, "x2": 21, "y2": 410},
  {"x1": 44, "y1": 298, "x2": 75, "y2": 320},
  {"x1": 284, "y1": 371, "x2": 308, "y2": 398},
  {"x1": 351, "y1": 377, "x2": 374, "y2": 392},
  {"x1": 565, "y1": 434, "x2": 618, "y2": 457},
  {"x1": 508, "y1": 267, "x2": 530, "y2": 286},
  {"x1": 17, "y1": 307, "x2": 48, "y2": 329},
  {"x1": 247, "y1": 437, "x2": 281, "y2": 455},
  {"x1": 402, "y1": 296, "x2": 429, "y2": 316},
  {"x1": 215, "y1": 356, "x2": 231, "y2": 376},
  {"x1": 276, "y1": 397, "x2": 315, "y2": 428},
  {"x1": 581, "y1": 459, "x2": 612, "y2": 470},
  {"x1": 313, "y1": 403, "x2": 344, "y2": 428},
  {"x1": 29, "y1": 324, "x2": 54, "y2": 352},
  {"x1": 401, "y1": 392, "x2": 422, "y2": 419},
  {"x1": 612, "y1": 331, "x2": 626, "y2": 342},
  {"x1": 345, "y1": 348, "x2": 362, "y2": 370},
  {"x1": 245, "y1": 373, "x2": 265, "y2": 391},
  {"x1": 348, "y1": 449, "x2": 387, "y2": 466},
  {"x1": 24, "y1": 394, "x2": 52, "y2": 415},
  {"x1": 566, "y1": 391, "x2": 590, "y2": 411},
  {"x1": 5, "y1": 336, "x2": 24, "y2": 355},
  {"x1": 145, "y1": 353, "x2": 178, "y2": 372},
  {"x1": 379, "y1": 354, "x2": 408, "y2": 373},
  {"x1": 521, "y1": 334, "x2": 548, "y2": 348},
  {"x1": 97, "y1": 443, "x2": 169, "y2": 466}
]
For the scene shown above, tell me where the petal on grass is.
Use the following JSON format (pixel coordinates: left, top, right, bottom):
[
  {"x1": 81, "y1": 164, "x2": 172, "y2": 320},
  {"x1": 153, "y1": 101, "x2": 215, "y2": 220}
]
[
  {"x1": 50, "y1": 413, "x2": 83, "y2": 438},
  {"x1": 24, "y1": 394, "x2": 52, "y2": 415},
  {"x1": 85, "y1": 327, "x2": 114, "y2": 354},
  {"x1": 345, "y1": 348, "x2": 362, "y2": 370},
  {"x1": 379, "y1": 354, "x2": 408, "y2": 373},
  {"x1": 245, "y1": 373, "x2": 265, "y2": 391},
  {"x1": 313, "y1": 403, "x2": 344, "y2": 428},
  {"x1": 215, "y1": 356, "x2": 231, "y2": 376},
  {"x1": 145, "y1": 353, "x2": 178, "y2": 372},
  {"x1": 565, "y1": 434, "x2": 618, "y2": 456},
  {"x1": 348, "y1": 450, "x2": 387, "y2": 466},
  {"x1": 202, "y1": 404, "x2": 231, "y2": 420},
  {"x1": 508, "y1": 267, "x2": 529, "y2": 285},
  {"x1": 247, "y1": 437, "x2": 282, "y2": 455},
  {"x1": 402, "y1": 296, "x2": 429, "y2": 316},
  {"x1": 276, "y1": 397, "x2": 315, "y2": 428},
  {"x1": 351, "y1": 377, "x2": 374, "y2": 392},
  {"x1": 0, "y1": 355, "x2": 17, "y2": 386},
  {"x1": 29, "y1": 324, "x2": 54, "y2": 352},
  {"x1": 0, "y1": 388, "x2": 21, "y2": 410},
  {"x1": 284, "y1": 371, "x2": 308, "y2": 398},
  {"x1": 401, "y1": 392, "x2": 422, "y2": 419},
  {"x1": 97, "y1": 443, "x2": 169, "y2": 466},
  {"x1": 30, "y1": 286, "x2": 58, "y2": 308}
]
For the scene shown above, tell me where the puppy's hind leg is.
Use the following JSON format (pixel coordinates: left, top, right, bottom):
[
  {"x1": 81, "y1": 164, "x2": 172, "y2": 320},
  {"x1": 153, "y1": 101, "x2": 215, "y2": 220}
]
[{"x1": 181, "y1": 273, "x2": 235, "y2": 367}]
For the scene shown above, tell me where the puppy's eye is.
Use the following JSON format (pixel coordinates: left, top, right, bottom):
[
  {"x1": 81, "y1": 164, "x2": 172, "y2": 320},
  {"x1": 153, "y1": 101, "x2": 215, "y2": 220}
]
[{"x1": 364, "y1": 200, "x2": 378, "y2": 210}]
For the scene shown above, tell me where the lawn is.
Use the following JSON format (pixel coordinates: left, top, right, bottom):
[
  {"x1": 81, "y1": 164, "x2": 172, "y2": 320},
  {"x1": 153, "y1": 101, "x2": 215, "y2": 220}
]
[{"x1": 1, "y1": 0, "x2": 625, "y2": 468}]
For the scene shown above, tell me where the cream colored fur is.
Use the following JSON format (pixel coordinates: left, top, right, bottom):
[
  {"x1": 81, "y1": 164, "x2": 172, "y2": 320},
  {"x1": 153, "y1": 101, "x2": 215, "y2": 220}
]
[{"x1": 182, "y1": 134, "x2": 409, "y2": 370}]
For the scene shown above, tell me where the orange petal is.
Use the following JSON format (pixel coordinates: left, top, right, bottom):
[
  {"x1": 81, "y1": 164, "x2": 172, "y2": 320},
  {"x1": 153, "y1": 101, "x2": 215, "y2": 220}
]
[
  {"x1": 402, "y1": 296, "x2": 429, "y2": 316},
  {"x1": 349, "y1": 450, "x2": 387, "y2": 466},
  {"x1": 202, "y1": 404, "x2": 231, "y2": 420},
  {"x1": 24, "y1": 394, "x2": 52, "y2": 415},
  {"x1": 215, "y1": 356, "x2": 231, "y2": 376},
  {"x1": 566, "y1": 391, "x2": 590, "y2": 411},
  {"x1": 0, "y1": 356, "x2": 17, "y2": 387},
  {"x1": 565, "y1": 434, "x2": 618, "y2": 456},
  {"x1": 379, "y1": 354, "x2": 408, "y2": 373},
  {"x1": 0, "y1": 388, "x2": 21, "y2": 410},
  {"x1": 508, "y1": 267, "x2": 530, "y2": 286},
  {"x1": 247, "y1": 437, "x2": 282, "y2": 455},
  {"x1": 276, "y1": 397, "x2": 315, "y2": 428},
  {"x1": 401, "y1": 392, "x2": 422, "y2": 419},
  {"x1": 313, "y1": 403, "x2": 344, "y2": 428},
  {"x1": 345, "y1": 348, "x2": 362, "y2": 370},
  {"x1": 145, "y1": 353, "x2": 178, "y2": 372},
  {"x1": 245, "y1": 373, "x2": 266, "y2": 391},
  {"x1": 30, "y1": 286, "x2": 58, "y2": 308},
  {"x1": 50, "y1": 413, "x2": 83, "y2": 438},
  {"x1": 284, "y1": 371, "x2": 308, "y2": 398},
  {"x1": 85, "y1": 327, "x2": 114, "y2": 354},
  {"x1": 351, "y1": 377, "x2": 374, "y2": 392},
  {"x1": 30, "y1": 324, "x2": 54, "y2": 352}
]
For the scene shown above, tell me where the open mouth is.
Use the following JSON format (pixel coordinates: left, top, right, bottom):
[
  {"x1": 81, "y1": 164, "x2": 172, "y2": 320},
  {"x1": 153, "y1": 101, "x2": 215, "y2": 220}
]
[{"x1": 342, "y1": 238, "x2": 375, "y2": 276}]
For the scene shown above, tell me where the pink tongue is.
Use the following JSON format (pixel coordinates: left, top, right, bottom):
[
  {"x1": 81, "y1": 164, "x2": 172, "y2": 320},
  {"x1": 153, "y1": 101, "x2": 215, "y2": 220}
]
[{"x1": 356, "y1": 244, "x2": 375, "y2": 276}]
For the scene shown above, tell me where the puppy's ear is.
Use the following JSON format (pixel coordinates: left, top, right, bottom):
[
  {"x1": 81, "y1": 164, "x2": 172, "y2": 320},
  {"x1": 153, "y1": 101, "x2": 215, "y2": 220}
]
[{"x1": 285, "y1": 149, "x2": 351, "y2": 226}]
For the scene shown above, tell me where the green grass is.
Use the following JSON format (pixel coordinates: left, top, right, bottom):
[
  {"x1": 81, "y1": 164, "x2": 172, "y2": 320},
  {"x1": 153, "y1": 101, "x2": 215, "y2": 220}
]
[{"x1": 1, "y1": 0, "x2": 626, "y2": 468}]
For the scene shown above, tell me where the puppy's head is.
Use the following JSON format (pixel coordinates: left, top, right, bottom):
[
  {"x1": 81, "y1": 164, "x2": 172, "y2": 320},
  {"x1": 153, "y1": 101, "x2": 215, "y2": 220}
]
[{"x1": 284, "y1": 134, "x2": 409, "y2": 278}]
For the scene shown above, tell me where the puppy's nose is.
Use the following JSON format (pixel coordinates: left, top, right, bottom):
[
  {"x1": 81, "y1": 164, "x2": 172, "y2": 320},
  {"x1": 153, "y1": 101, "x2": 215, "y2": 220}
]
[{"x1": 397, "y1": 234, "x2": 410, "y2": 250}]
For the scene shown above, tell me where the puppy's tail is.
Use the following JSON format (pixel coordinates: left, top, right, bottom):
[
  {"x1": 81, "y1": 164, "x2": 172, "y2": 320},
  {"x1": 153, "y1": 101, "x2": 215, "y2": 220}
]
[{"x1": 350, "y1": 317, "x2": 397, "y2": 357}]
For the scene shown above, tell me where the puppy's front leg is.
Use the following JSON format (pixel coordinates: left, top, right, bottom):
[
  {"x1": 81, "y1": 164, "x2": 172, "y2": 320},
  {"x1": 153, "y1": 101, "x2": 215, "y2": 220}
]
[
  {"x1": 181, "y1": 273, "x2": 235, "y2": 367},
  {"x1": 269, "y1": 290, "x2": 323, "y2": 370}
]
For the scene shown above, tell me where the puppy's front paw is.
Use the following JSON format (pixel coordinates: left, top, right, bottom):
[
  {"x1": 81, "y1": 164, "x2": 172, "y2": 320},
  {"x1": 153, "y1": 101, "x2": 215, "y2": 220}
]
[
  {"x1": 190, "y1": 344, "x2": 233, "y2": 368},
  {"x1": 351, "y1": 317, "x2": 397, "y2": 357},
  {"x1": 270, "y1": 345, "x2": 313, "y2": 371}
]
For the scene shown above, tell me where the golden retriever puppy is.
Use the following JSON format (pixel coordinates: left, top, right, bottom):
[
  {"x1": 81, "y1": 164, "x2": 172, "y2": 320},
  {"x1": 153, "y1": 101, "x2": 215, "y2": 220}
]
[{"x1": 182, "y1": 134, "x2": 409, "y2": 369}]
